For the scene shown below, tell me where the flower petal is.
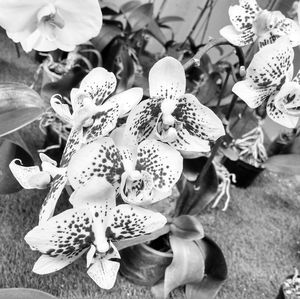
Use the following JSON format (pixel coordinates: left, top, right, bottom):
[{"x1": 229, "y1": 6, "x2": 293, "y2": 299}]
[
  {"x1": 219, "y1": 25, "x2": 256, "y2": 47},
  {"x1": 54, "y1": 0, "x2": 102, "y2": 48},
  {"x1": 136, "y1": 140, "x2": 183, "y2": 194},
  {"x1": 149, "y1": 57, "x2": 186, "y2": 100},
  {"x1": 32, "y1": 251, "x2": 88, "y2": 275},
  {"x1": 9, "y1": 159, "x2": 49, "y2": 189},
  {"x1": 87, "y1": 258, "x2": 120, "y2": 290},
  {"x1": 106, "y1": 87, "x2": 143, "y2": 118},
  {"x1": 228, "y1": 0, "x2": 260, "y2": 32},
  {"x1": 267, "y1": 96, "x2": 299, "y2": 128},
  {"x1": 60, "y1": 128, "x2": 83, "y2": 167},
  {"x1": 67, "y1": 137, "x2": 124, "y2": 189},
  {"x1": 39, "y1": 173, "x2": 68, "y2": 224},
  {"x1": 25, "y1": 207, "x2": 94, "y2": 260},
  {"x1": 106, "y1": 204, "x2": 167, "y2": 240},
  {"x1": 244, "y1": 36, "x2": 294, "y2": 88},
  {"x1": 124, "y1": 98, "x2": 162, "y2": 145},
  {"x1": 80, "y1": 67, "x2": 117, "y2": 106},
  {"x1": 232, "y1": 80, "x2": 276, "y2": 108},
  {"x1": 50, "y1": 95, "x2": 72, "y2": 124},
  {"x1": 174, "y1": 94, "x2": 225, "y2": 141}
]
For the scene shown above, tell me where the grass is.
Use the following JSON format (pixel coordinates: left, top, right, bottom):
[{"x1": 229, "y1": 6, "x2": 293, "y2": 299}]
[{"x1": 1, "y1": 29, "x2": 300, "y2": 299}]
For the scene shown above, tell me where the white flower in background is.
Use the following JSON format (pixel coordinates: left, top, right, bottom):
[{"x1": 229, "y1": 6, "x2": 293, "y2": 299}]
[
  {"x1": 0, "y1": 0, "x2": 102, "y2": 52},
  {"x1": 232, "y1": 37, "x2": 300, "y2": 128},
  {"x1": 124, "y1": 57, "x2": 225, "y2": 158},
  {"x1": 67, "y1": 137, "x2": 183, "y2": 206},
  {"x1": 220, "y1": 0, "x2": 300, "y2": 48},
  {"x1": 25, "y1": 181, "x2": 166, "y2": 289},
  {"x1": 51, "y1": 67, "x2": 143, "y2": 144}
]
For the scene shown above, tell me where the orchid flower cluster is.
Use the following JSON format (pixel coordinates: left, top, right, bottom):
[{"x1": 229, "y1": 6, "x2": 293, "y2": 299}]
[
  {"x1": 9, "y1": 56, "x2": 225, "y2": 289},
  {"x1": 221, "y1": 0, "x2": 300, "y2": 130}
]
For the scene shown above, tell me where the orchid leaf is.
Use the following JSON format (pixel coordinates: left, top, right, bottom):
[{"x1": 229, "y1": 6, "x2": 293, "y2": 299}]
[
  {"x1": 152, "y1": 235, "x2": 205, "y2": 298},
  {"x1": 0, "y1": 288, "x2": 57, "y2": 299},
  {"x1": 101, "y1": 1, "x2": 120, "y2": 14},
  {"x1": 158, "y1": 16, "x2": 184, "y2": 24},
  {"x1": 120, "y1": 1, "x2": 141, "y2": 13},
  {"x1": 186, "y1": 237, "x2": 227, "y2": 299},
  {"x1": 127, "y1": 3, "x2": 154, "y2": 32},
  {"x1": 170, "y1": 215, "x2": 204, "y2": 240},
  {"x1": 41, "y1": 66, "x2": 87, "y2": 100},
  {"x1": 0, "y1": 83, "x2": 45, "y2": 137},
  {"x1": 264, "y1": 154, "x2": 300, "y2": 175},
  {"x1": 147, "y1": 20, "x2": 167, "y2": 46},
  {"x1": 91, "y1": 24, "x2": 122, "y2": 52}
]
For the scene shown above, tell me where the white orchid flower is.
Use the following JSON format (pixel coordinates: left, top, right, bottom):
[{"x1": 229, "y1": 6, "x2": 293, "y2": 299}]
[
  {"x1": 123, "y1": 57, "x2": 225, "y2": 158},
  {"x1": 220, "y1": 0, "x2": 300, "y2": 48},
  {"x1": 51, "y1": 67, "x2": 143, "y2": 144},
  {"x1": 24, "y1": 181, "x2": 167, "y2": 289},
  {"x1": 232, "y1": 37, "x2": 299, "y2": 128},
  {"x1": 66, "y1": 136, "x2": 183, "y2": 206},
  {"x1": 0, "y1": 0, "x2": 102, "y2": 52}
]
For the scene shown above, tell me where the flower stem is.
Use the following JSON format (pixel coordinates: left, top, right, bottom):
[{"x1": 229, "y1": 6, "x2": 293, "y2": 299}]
[{"x1": 183, "y1": 37, "x2": 244, "y2": 72}]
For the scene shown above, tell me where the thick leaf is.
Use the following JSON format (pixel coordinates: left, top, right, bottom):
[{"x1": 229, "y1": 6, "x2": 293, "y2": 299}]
[
  {"x1": 91, "y1": 24, "x2": 122, "y2": 52},
  {"x1": 42, "y1": 66, "x2": 87, "y2": 100},
  {"x1": 152, "y1": 236, "x2": 205, "y2": 298},
  {"x1": 147, "y1": 20, "x2": 167, "y2": 46},
  {"x1": 120, "y1": 1, "x2": 141, "y2": 13},
  {"x1": 0, "y1": 83, "x2": 45, "y2": 137},
  {"x1": 186, "y1": 237, "x2": 227, "y2": 299},
  {"x1": 170, "y1": 215, "x2": 204, "y2": 240},
  {"x1": 176, "y1": 158, "x2": 218, "y2": 215},
  {"x1": 0, "y1": 288, "x2": 57, "y2": 299},
  {"x1": 158, "y1": 16, "x2": 184, "y2": 24},
  {"x1": 127, "y1": 3, "x2": 154, "y2": 32},
  {"x1": 101, "y1": 1, "x2": 120, "y2": 14},
  {"x1": 264, "y1": 154, "x2": 300, "y2": 175}
]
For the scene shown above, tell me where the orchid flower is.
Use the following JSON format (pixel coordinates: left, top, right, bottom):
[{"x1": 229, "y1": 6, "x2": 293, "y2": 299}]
[
  {"x1": 220, "y1": 0, "x2": 300, "y2": 48},
  {"x1": 66, "y1": 136, "x2": 183, "y2": 206},
  {"x1": 232, "y1": 37, "x2": 299, "y2": 128},
  {"x1": 123, "y1": 57, "x2": 225, "y2": 158},
  {"x1": 0, "y1": 0, "x2": 102, "y2": 52},
  {"x1": 9, "y1": 125, "x2": 83, "y2": 223},
  {"x1": 51, "y1": 67, "x2": 143, "y2": 144},
  {"x1": 24, "y1": 181, "x2": 167, "y2": 289}
]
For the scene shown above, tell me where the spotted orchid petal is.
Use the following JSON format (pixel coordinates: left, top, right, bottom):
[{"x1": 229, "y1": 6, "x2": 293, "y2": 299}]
[
  {"x1": 80, "y1": 67, "x2": 117, "y2": 106},
  {"x1": 25, "y1": 208, "x2": 94, "y2": 274},
  {"x1": 68, "y1": 137, "x2": 125, "y2": 191},
  {"x1": 267, "y1": 96, "x2": 299, "y2": 128},
  {"x1": 124, "y1": 97, "x2": 162, "y2": 146},
  {"x1": 50, "y1": 95, "x2": 72, "y2": 124},
  {"x1": 173, "y1": 93, "x2": 225, "y2": 143},
  {"x1": 106, "y1": 87, "x2": 143, "y2": 118},
  {"x1": 232, "y1": 37, "x2": 294, "y2": 108},
  {"x1": 84, "y1": 102, "x2": 120, "y2": 144},
  {"x1": 9, "y1": 159, "x2": 50, "y2": 190},
  {"x1": 106, "y1": 204, "x2": 167, "y2": 241},
  {"x1": 219, "y1": 25, "x2": 256, "y2": 47},
  {"x1": 149, "y1": 57, "x2": 186, "y2": 100}
]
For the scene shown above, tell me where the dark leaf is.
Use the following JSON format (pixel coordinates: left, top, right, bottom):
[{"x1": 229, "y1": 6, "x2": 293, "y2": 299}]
[
  {"x1": 152, "y1": 236, "x2": 205, "y2": 298},
  {"x1": 120, "y1": 0, "x2": 142, "y2": 13},
  {"x1": 127, "y1": 3, "x2": 154, "y2": 31},
  {"x1": 146, "y1": 20, "x2": 167, "y2": 46},
  {"x1": 158, "y1": 16, "x2": 184, "y2": 24},
  {"x1": 186, "y1": 237, "x2": 227, "y2": 299},
  {"x1": 91, "y1": 23, "x2": 123, "y2": 52},
  {"x1": 100, "y1": 1, "x2": 120, "y2": 14},
  {"x1": 0, "y1": 83, "x2": 45, "y2": 137},
  {"x1": 42, "y1": 66, "x2": 87, "y2": 100},
  {"x1": 170, "y1": 215, "x2": 204, "y2": 240},
  {"x1": 0, "y1": 288, "x2": 57, "y2": 299},
  {"x1": 264, "y1": 154, "x2": 300, "y2": 175}
]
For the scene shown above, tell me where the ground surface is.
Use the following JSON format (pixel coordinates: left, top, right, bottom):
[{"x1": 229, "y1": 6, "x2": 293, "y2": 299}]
[{"x1": 1, "y1": 30, "x2": 300, "y2": 299}]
